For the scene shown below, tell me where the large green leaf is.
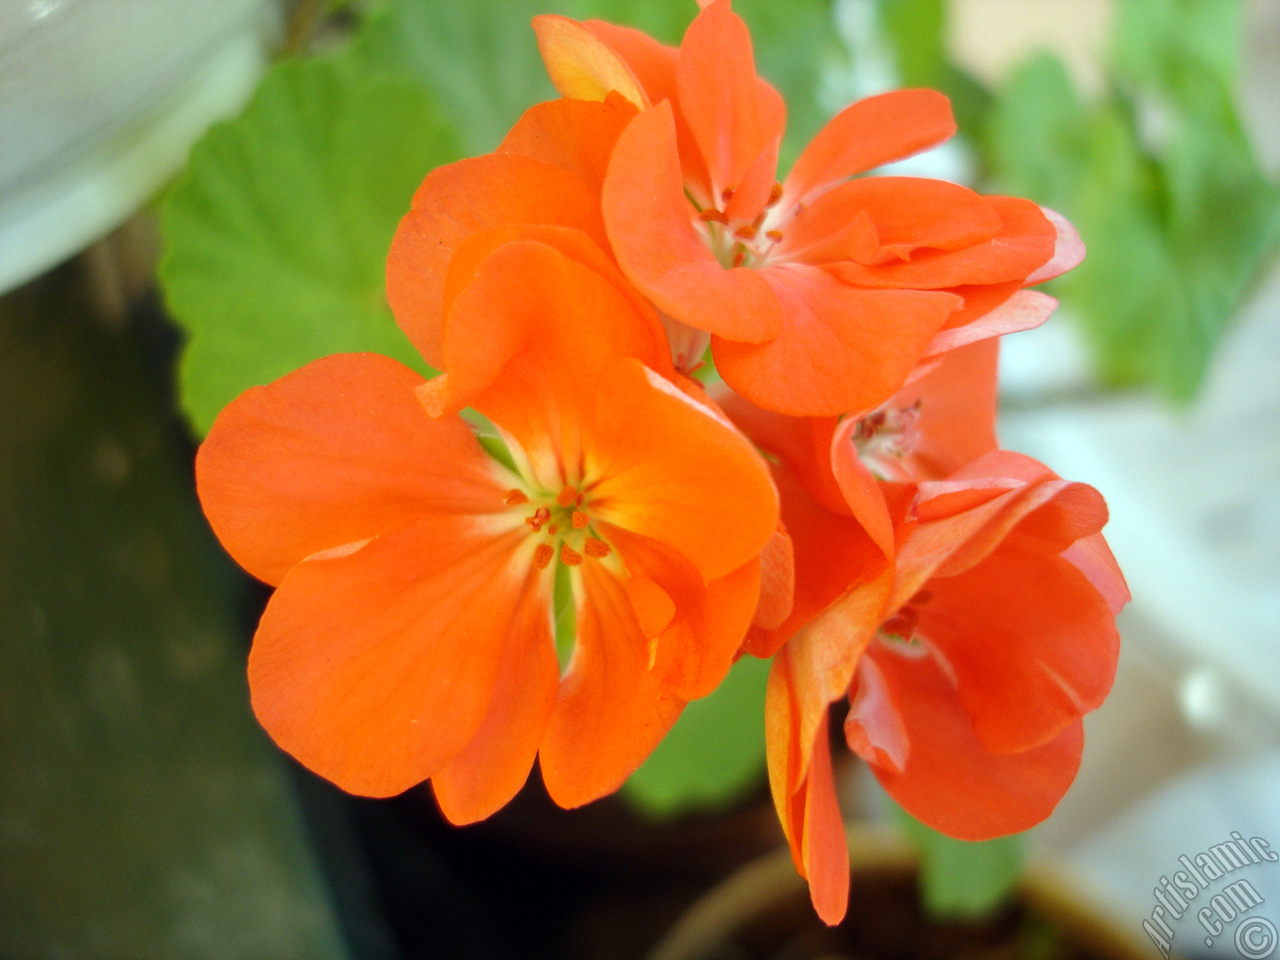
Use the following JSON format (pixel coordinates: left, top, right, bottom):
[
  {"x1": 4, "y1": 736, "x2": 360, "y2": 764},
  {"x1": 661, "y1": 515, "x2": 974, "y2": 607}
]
[
  {"x1": 894, "y1": 806, "x2": 1025, "y2": 919},
  {"x1": 623, "y1": 653, "x2": 770, "y2": 817},
  {"x1": 161, "y1": 58, "x2": 458, "y2": 435}
]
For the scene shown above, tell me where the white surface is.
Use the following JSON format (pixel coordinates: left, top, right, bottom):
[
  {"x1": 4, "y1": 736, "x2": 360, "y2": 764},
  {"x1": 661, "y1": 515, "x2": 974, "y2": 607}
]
[
  {"x1": 1070, "y1": 754, "x2": 1280, "y2": 959},
  {"x1": 0, "y1": 0, "x2": 271, "y2": 293}
]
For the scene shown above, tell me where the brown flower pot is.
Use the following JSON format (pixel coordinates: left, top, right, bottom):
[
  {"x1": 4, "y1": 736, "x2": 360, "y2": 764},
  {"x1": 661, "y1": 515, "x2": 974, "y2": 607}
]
[{"x1": 647, "y1": 824, "x2": 1152, "y2": 960}]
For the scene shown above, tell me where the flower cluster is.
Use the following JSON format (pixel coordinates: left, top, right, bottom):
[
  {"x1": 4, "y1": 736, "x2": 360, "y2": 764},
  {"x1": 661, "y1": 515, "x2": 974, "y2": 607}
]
[{"x1": 196, "y1": 0, "x2": 1126, "y2": 924}]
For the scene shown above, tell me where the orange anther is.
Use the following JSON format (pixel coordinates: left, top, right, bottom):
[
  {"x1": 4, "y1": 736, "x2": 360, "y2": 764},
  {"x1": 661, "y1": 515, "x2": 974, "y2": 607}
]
[
  {"x1": 525, "y1": 506, "x2": 551, "y2": 531},
  {"x1": 547, "y1": 523, "x2": 559, "y2": 536},
  {"x1": 765, "y1": 229, "x2": 784, "y2": 242},
  {"x1": 533, "y1": 543, "x2": 554, "y2": 570},
  {"x1": 571, "y1": 510, "x2": 590, "y2": 529},
  {"x1": 732, "y1": 249, "x2": 746, "y2": 268},
  {"x1": 767, "y1": 182, "x2": 784, "y2": 206},
  {"x1": 699, "y1": 208, "x2": 729, "y2": 224},
  {"x1": 734, "y1": 224, "x2": 758, "y2": 241},
  {"x1": 561, "y1": 544, "x2": 584, "y2": 566},
  {"x1": 504, "y1": 488, "x2": 529, "y2": 506},
  {"x1": 721, "y1": 187, "x2": 736, "y2": 203},
  {"x1": 584, "y1": 538, "x2": 611, "y2": 559},
  {"x1": 556, "y1": 486, "x2": 579, "y2": 507}
]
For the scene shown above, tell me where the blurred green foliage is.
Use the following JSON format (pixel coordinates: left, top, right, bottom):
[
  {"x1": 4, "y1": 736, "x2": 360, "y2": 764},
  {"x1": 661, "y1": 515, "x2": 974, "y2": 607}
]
[
  {"x1": 894, "y1": 804, "x2": 1025, "y2": 918},
  {"x1": 880, "y1": 0, "x2": 1280, "y2": 400}
]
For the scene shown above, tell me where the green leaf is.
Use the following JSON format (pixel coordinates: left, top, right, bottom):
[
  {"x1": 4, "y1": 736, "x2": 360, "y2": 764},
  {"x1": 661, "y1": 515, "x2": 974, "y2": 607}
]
[
  {"x1": 1111, "y1": 0, "x2": 1244, "y2": 90},
  {"x1": 894, "y1": 806, "x2": 1025, "y2": 919},
  {"x1": 878, "y1": 0, "x2": 947, "y2": 89},
  {"x1": 623, "y1": 653, "x2": 770, "y2": 818},
  {"x1": 984, "y1": 45, "x2": 1280, "y2": 401},
  {"x1": 734, "y1": 0, "x2": 839, "y2": 165},
  {"x1": 345, "y1": 0, "x2": 556, "y2": 153},
  {"x1": 160, "y1": 58, "x2": 458, "y2": 435},
  {"x1": 876, "y1": 0, "x2": 992, "y2": 141},
  {"x1": 985, "y1": 53, "x2": 1090, "y2": 212}
]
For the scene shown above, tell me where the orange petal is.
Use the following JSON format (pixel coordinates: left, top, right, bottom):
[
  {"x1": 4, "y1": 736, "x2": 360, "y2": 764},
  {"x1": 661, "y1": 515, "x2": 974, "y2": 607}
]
[
  {"x1": 919, "y1": 542, "x2": 1120, "y2": 754},
  {"x1": 539, "y1": 560, "x2": 684, "y2": 808},
  {"x1": 431, "y1": 566, "x2": 558, "y2": 824},
  {"x1": 584, "y1": 19, "x2": 678, "y2": 99},
  {"x1": 860, "y1": 644, "x2": 1084, "y2": 841},
  {"x1": 532, "y1": 15, "x2": 648, "y2": 108},
  {"x1": 801, "y1": 714, "x2": 851, "y2": 925},
  {"x1": 716, "y1": 391, "x2": 848, "y2": 516},
  {"x1": 828, "y1": 196, "x2": 1056, "y2": 289},
  {"x1": 752, "y1": 462, "x2": 890, "y2": 657},
  {"x1": 766, "y1": 647, "x2": 805, "y2": 846},
  {"x1": 894, "y1": 338, "x2": 1001, "y2": 479},
  {"x1": 754, "y1": 463, "x2": 893, "y2": 784},
  {"x1": 387, "y1": 153, "x2": 606, "y2": 368},
  {"x1": 582, "y1": 17, "x2": 712, "y2": 201},
  {"x1": 196, "y1": 353, "x2": 509, "y2": 586},
  {"x1": 625, "y1": 575, "x2": 677, "y2": 638},
  {"x1": 751, "y1": 522, "x2": 796, "y2": 632},
  {"x1": 924, "y1": 289, "x2": 1056, "y2": 356},
  {"x1": 778, "y1": 177, "x2": 1001, "y2": 266},
  {"x1": 830, "y1": 417, "x2": 896, "y2": 556},
  {"x1": 723, "y1": 136, "x2": 782, "y2": 225},
  {"x1": 765, "y1": 659, "x2": 850, "y2": 925},
  {"x1": 249, "y1": 518, "x2": 539, "y2": 798},
  {"x1": 609, "y1": 526, "x2": 761, "y2": 700},
  {"x1": 712, "y1": 265, "x2": 959, "y2": 416},
  {"x1": 498, "y1": 95, "x2": 637, "y2": 195},
  {"x1": 587, "y1": 357, "x2": 778, "y2": 582},
  {"x1": 439, "y1": 223, "x2": 651, "y2": 337},
  {"x1": 603, "y1": 103, "x2": 784, "y2": 343},
  {"x1": 892, "y1": 453, "x2": 1108, "y2": 613},
  {"x1": 932, "y1": 281, "x2": 1022, "y2": 332},
  {"x1": 1063, "y1": 532, "x2": 1130, "y2": 616},
  {"x1": 844, "y1": 651, "x2": 909, "y2": 773},
  {"x1": 1026, "y1": 207, "x2": 1086, "y2": 284},
  {"x1": 427, "y1": 241, "x2": 670, "y2": 486},
  {"x1": 783, "y1": 90, "x2": 955, "y2": 203},
  {"x1": 676, "y1": 0, "x2": 786, "y2": 194}
]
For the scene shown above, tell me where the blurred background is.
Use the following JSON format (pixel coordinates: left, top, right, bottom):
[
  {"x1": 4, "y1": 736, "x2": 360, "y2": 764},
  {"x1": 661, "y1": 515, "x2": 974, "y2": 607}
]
[{"x1": 1, "y1": 0, "x2": 1277, "y2": 957}]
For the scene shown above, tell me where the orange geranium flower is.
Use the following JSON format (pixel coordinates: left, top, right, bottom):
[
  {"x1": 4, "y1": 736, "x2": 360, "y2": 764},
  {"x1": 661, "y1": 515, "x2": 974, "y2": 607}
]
[
  {"x1": 723, "y1": 344, "x2": 1126, "y2": 924},
  {"x1": 197, "y1": 239, "x2": 778, "y2": 822},
  {"x1": 534, "y1": 0, "x2": 1083, "y2": 415}
]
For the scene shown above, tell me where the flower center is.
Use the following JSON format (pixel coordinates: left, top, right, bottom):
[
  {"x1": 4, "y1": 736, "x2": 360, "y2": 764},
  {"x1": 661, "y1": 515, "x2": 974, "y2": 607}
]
[
  {"x1": 852, "y1": 400, "x2": 922, "y2": 481},
  {"x1": 877, "y1": 589, "x2": 932, "y2": 647},
  {"x1": 504, "y1": 485, "x2": 613, "y2": 571},
  {"x1": 692, "y1": 182, "x2": 787, "y2": 270}
]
